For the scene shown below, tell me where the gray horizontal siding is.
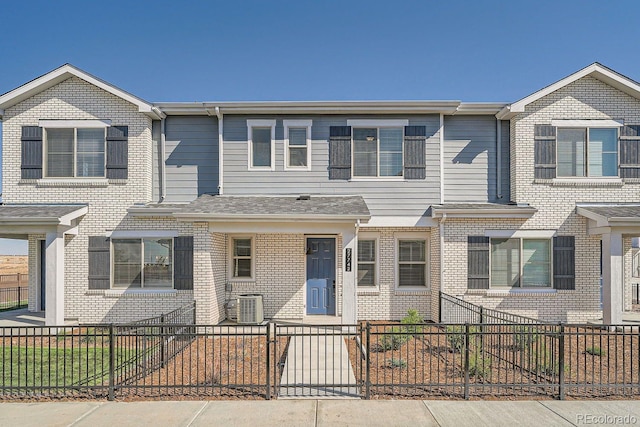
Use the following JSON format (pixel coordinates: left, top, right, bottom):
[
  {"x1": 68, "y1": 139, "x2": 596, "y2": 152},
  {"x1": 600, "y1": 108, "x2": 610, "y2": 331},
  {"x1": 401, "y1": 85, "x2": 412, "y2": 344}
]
[
  {"x1": 443, "y1": 115, "x2": 502, "y2": 203},
  {"x1": 500, "y1": 119, "x2": 511, "y2": 201},
  {"x1": 153, "y1": 116, "x2": 219, "y2": 203},
  {"x1": 223, "y1": 115, "x2": 441, "y2": 216}
]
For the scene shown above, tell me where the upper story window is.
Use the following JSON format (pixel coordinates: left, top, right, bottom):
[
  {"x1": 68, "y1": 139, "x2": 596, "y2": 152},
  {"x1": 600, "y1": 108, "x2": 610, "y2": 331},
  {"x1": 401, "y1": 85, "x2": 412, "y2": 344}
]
[
  {"x1": 284, "y1": 120, "x2": 312, "y2": 170},
  {"x1": 557, "y1": 127, "x2": 618, "y2": 177},
  {"x1": 353, "y1": 127, "x2": 403, "y2": 177},
  {"x1": 45, "y1": 128, "x2": 105, "y2": 177},
  {"x1": 247, "y1": 120, "x2": 276, "y2": 171}
]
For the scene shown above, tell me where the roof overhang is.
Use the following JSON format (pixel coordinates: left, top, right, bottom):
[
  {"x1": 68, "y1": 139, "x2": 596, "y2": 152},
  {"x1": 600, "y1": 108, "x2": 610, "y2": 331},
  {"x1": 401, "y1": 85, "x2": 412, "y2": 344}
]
[
  {"x1": 173, "y1": 213, "x2": 370, "y2": 223},
  {"x1": 154, "y1": 101, "x2": 507, "y2": 116},
  {"x1": 576, "y1": 204, "x2": 640, "y2": 228},
  {"x1": 0, "y1": 204, "x2": 88, "y2": 238},
  {"x1": 497, "y1": 63, "x2": 640, "y2": 120},
  {"x1": 431, "y1": 204, "x2": 537, "y2": 219},
  {"x1": 0, "y1": 64, "x2": 164, "y2": 120}
]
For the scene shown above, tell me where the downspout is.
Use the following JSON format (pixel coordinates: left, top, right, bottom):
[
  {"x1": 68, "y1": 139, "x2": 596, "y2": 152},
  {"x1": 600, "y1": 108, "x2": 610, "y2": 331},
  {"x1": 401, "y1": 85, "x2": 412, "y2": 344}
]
[
  {"x1": 160, "y1": 117, "x2": 167, "y2": 202},
  {"x1": 439, "y1": 213, "x2": 447, "y2": 322},
  {"x1": 215, "y1": 106, "x2": 224, "y2": 195},
  {"x1": 354, "y1": 219, "x2": 360, "y2": 323},
  {"x1": 496, "y1": 119, "x2": 503, "y2": 199},
  {"x1": 439, "y1": 113, "x2": 444, "y2": 204}
]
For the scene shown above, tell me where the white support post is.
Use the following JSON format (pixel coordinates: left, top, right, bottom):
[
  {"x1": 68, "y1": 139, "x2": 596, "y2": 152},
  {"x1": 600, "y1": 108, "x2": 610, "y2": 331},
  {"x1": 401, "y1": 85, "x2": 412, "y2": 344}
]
[
  {"x1": 602, "y1": 231, "x2": 624, "y2": 325},
  {"x1": 45, "y1": 231, "x2": 65, "y2": 326},
  {"x1": 342, "y1": 228, "x2": 357, "y2": 324}
]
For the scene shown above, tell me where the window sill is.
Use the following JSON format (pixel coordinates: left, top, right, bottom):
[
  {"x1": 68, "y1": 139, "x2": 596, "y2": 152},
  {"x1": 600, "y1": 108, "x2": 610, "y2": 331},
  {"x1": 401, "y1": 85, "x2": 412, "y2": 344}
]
[
  {"x1": 349, "y1": 178, "x2": 408, "y2": 182},
  {"x1": 395, "y1": 288, "x2": 430, "y2": 296},
  {"x1": 87, "y1": 289, "x2": 186, "y2": 298},
  {"x1": 20, "y1": 178, "x2": 115, "y2": 188},
  {"x1": 467, "y1": 289, "x2": 557, "y2": 297},
  {"x1": 534, "y1": 178, "x2": 623, "y2": 188}
]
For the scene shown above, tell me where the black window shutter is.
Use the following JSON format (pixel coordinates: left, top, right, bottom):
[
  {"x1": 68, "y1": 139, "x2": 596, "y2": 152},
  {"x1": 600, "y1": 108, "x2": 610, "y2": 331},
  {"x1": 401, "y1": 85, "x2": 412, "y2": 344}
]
[
  {"x1": 88, "y1": 236, "x2": 110, "y2": 290},
  {"x1": 21, "y1": 126, "x2": 43, "y2": 179},
  {"x1": 534, "y1": 124, "x2": 556, "y2": 179},
  {"x1": 174, "y1": 236, "x2": 194, "y2": 290},
  {"x1": 106, "y1": 126, "x2": 128, "y2": 179},
  {"x1": 404, "y1": 126, "x2": 427, "y2": 179},
  {"x1": 468, "y1": 236, "x2": 490, "y2": 289},
  {"x1": 553, "y1": 236, "x2": 575, "y2": 290},
  {"x1": 328, "y1": 126, "x2": 351, "y2": 180},
  {"x1": 620, "y1": 125, "x2": 640, "y2": 179}
]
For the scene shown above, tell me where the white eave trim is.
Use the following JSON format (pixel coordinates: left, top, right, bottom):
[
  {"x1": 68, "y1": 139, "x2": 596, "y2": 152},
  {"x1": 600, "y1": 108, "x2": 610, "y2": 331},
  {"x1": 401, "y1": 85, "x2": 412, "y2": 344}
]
[
  {"x1": 173, "y1": 213, "x2": 371, "y2": 223},
  {"x1": 501, "y1": 63, "x2": 640, "y2": 119},
  {"x1": 0, "y1": 64, "x2": 161, "y2": 119},
  {"x1": 431, "y1": 207, "x2": 537, "y2": 219}
]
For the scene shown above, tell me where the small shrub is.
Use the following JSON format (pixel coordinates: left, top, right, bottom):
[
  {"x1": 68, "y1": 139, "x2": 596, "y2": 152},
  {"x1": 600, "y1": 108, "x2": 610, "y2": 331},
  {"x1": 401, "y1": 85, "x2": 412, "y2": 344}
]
[
  {"x1": 385, "y1": 358, "x2": 407, "y2": 369},
  {"x1": 586, "y1": 346, "x2": 605, "y2": 357},
  {"x1": 533, "y1": 341, "x2": 563, "y2": 376},
  {"x1": 401, "y1": 309, "x2": 425, "y2": 335},
  {"x1": 378, "y1": 326, "x2": 412, "y2": 351},
  {"x1": 468, "y1": 347, "x2": 492, "y2": 379},
  {"x1": 513, "y1": 325, "x2": 539, "y2": 350},
  {"x1": 445, "y1": 325, "x2": 478, "y2": 352}
]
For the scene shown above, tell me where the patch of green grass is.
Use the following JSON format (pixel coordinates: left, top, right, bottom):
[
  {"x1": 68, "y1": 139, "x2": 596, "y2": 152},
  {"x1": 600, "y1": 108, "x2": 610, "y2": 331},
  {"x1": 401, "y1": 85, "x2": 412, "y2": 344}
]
[
  {"x1": 1, "y1": 346, "x2": 131, "y2": 388},
  {"x1": 586, "y1": 346, "x2": 605, "y2": 357}
]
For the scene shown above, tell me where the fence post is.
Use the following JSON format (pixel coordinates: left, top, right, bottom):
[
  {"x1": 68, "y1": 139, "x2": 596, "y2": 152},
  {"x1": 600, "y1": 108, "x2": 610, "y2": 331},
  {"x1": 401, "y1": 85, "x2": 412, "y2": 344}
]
[
  {"x1": 18, "y1": 286, "x2": 22, "y2": 308},
  {"x1": 464, "y1": 323, "x2": 470, "y2": 400},
  {"x1": 365, "y1": 322, "x2": 371, "y2": 400},
  {"x1": 108, "y1": 324, "x2": 115, "y2": 401},
  {"x1": 266, "y1": 322, "x2": 271, "y2": 400},
  {"x1": 558, "y1": 322, "x2": 565, "y2": 400},
  {"x1": 160, "y1": 314, "x2": 166, "y2": 368},
  {"x1": 438, "y1": 291, "x2": 442, "y2": 323}
]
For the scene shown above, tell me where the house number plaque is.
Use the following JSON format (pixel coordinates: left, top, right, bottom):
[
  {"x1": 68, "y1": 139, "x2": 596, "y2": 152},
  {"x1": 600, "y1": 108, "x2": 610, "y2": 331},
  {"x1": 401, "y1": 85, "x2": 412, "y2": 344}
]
[{"x1": 345, "y1": 248, "x2": 352, "y2": 272}]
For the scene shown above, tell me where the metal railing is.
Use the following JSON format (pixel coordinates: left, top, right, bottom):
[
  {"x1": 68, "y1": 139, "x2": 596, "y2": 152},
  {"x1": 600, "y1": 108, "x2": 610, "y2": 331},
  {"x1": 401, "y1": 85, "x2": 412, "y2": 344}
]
[
  {"x1": 0, "y1": 287, "x2": 28, "y2": 311},
  {"x1": 2, "y1": 315, "x2": 640, "y2": 400},
  {"x1": 440, "y1": 291, "x2": 545, "y2": 324}
]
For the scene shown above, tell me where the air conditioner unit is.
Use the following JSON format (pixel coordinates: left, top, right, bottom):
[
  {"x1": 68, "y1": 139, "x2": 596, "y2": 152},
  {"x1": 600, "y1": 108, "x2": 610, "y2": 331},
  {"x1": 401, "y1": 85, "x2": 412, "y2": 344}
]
[
  {"x1": 237, "y1": 294, "x2": 264, "y2": 325},
  {"x1": 224, "y1": 298, "x2": 238, "y2": 322}
]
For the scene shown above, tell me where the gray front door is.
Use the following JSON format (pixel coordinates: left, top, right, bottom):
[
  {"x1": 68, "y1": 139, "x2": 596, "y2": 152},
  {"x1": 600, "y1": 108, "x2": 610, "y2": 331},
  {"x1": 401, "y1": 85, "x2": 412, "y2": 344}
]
[{"x1": 306, "y1": 238, "x2": 336, "y2": 315}]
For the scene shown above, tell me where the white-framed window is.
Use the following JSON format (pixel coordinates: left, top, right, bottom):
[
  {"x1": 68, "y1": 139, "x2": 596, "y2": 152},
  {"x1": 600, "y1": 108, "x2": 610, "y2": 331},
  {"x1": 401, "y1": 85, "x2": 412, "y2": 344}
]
[
  {"x1": 395, "y1": 232, "x2": 428, "y2": 288},
  {"x1": 632, "y1": 237, "x2": 640, "y2": 278},
  {"x1": 284, "y1": 120, "x2": 312, "y2": 170},
  {"x1": 229, "y1": 235, "x2": 255, "y2": 280},
  {"x1": 490, "y1": 238, "x2": 552, "y2": 288},
  {"x1": 247, "y1": 120, "x2": 276, "y2": 171},
  {"x1": 347, "y1": 119, "x2": 408, "y2": 179},
  {"x1": 112, "y1": 238, "x2": 173, "y2": 289},
  {"x1": 44, "y1": 127, "x2": 106, "y2": 178},
  {"x1": 557, "y1": 127, "x2": 618, "y2": 177},
  {"x1": 357, "y1": 234, "x2": 378, "y2": 287}
]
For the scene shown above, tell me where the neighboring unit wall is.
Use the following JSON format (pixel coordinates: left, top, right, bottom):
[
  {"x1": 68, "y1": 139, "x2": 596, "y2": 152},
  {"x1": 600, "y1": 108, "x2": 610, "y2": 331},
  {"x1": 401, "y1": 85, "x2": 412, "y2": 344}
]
[
  {"x1": 440, "y1": 218, "x2": 602, "y2": 323},
  {"x1": 152, "y1": 116, "x2": 219, "y2": 203},
  {"x1": 443, "y1": 115, "x2": 509, "y2": 203},
  {"x1": 222, "y1": 115, "x2": 441, "y2": 217},
  {"x1": 356, "y1": 227, "x2": 435, "y2": 321}
]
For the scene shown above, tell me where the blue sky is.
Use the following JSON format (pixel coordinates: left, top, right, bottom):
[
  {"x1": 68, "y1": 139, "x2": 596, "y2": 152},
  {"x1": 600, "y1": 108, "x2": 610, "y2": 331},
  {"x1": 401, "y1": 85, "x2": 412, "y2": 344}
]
[{"x1": 0, "y1": 0, "x2": 639, "y2": 254}]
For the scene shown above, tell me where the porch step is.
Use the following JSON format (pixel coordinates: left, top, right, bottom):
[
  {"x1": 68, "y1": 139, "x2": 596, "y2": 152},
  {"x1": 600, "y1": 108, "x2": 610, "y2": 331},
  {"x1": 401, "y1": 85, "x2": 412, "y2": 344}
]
[{"x1": 279, "y1": 333, "x2": 360, "y2": 399}]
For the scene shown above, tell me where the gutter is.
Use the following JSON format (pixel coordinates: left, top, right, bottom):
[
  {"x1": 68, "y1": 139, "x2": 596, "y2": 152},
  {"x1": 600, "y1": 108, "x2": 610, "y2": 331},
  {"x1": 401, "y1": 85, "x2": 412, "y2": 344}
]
[
  {"x1": 215, "y1": 106, "x2": 223, "y2": 195},
  {"x1": 172, "y1": 213, "x2": 371, "y2": 223}
]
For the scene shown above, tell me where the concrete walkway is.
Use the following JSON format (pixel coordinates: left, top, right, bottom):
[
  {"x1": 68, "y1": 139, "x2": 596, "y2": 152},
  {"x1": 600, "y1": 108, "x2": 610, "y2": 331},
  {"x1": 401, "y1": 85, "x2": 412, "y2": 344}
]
[
  {"x1": 2, "y1": 400, "x2": 640, "y2": 426},
  {"x1": 279, "y1": 333, "x2": 359, "y2": 398}
]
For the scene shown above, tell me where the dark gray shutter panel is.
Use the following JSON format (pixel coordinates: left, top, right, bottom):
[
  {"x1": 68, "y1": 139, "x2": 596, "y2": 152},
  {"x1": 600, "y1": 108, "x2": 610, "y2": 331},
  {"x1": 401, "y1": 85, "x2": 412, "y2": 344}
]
[
  {"x1": 88, "y1": 236, "x2": 110, "y2": 290},
  {"x1": 619, "y1": 125, "x2": 640, "y2": 179},
  {"x1": 468, "y1": 236, "x2": 490, "y2": 289},
  {"x1": 534, "y1": 125, "x2": 556, "y2": 179},
  {"x1": 553, "y1": 236, "x2": 575, "y2": 290},
  {"x1": 174, "y1": 236, "x2": 194, "y2": 290},
  {"x1": 328, "y1": 126, "x2": 351, "y2": 180},
  {"x1": 21, "y1": 126, "x2": 43, "y2": 179},
  {"x1": 404, "y1": 126, "x2": 427, "y2": 179},
  {"x1": 106, "y1": 126, "x2": 128, "y2": 179}
]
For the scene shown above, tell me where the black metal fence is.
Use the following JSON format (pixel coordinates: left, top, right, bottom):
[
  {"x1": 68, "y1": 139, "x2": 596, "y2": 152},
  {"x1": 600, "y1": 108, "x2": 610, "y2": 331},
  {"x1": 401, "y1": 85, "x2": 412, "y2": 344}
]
[
  {"x1": 2, "y1": 309, "x2": 640, "y2": 400},
  {"x1": 440, "y1": 291, "x2": 544, "y2": 324},
  {"x1": 0, "y1": 287, "x2": 28, "y2": 311}
]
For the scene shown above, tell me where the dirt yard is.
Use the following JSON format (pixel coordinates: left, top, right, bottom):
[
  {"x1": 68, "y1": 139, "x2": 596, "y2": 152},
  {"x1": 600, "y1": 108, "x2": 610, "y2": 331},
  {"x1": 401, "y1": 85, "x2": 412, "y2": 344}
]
[{"x1": 0, "y1": 256, "x2": 27, "y2": 275}]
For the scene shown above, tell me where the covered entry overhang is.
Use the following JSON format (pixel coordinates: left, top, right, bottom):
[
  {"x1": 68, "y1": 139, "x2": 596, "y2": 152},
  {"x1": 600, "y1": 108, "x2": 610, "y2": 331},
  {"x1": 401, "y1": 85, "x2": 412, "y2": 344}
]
[
  {"x1": 0, "y1": 204, "x2": 87, "y2": 326},
  {"x1": 577, "y1": 204, "x2": 640, "y2": 324},
  {"x1": 130, "y1": 195, "x2": 371, "y2": 323}
]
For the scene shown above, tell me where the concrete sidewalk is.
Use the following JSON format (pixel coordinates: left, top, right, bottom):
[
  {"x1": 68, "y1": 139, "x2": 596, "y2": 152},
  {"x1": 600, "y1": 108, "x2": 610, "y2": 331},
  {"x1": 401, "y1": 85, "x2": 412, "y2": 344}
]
[{"x1": 2, "y1": 400, "x2": 640, "y2": 427}]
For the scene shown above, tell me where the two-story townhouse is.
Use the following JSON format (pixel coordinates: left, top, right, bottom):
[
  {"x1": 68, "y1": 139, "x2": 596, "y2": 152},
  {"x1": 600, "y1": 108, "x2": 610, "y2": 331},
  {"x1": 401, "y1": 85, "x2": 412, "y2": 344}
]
[{"x1": 0, "y1": 63, "x2": 637, "y2": 326}]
